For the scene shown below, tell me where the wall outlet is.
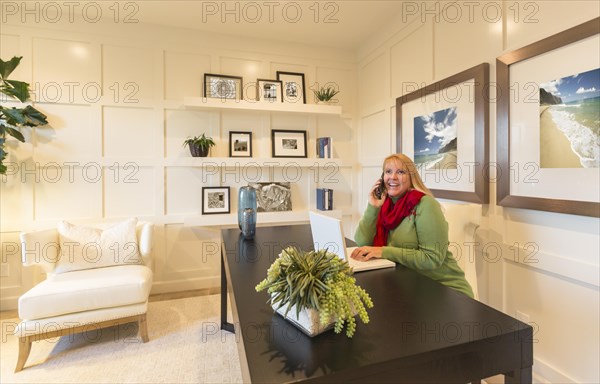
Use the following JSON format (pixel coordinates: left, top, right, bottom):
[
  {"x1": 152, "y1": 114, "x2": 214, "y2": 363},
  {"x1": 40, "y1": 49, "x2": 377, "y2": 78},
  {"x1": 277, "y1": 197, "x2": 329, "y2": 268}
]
[
  {"x1": 0, "y1": 263, "x2": 9, "y2": 277},
  {"x1": 516, "y1": 310, "x2": 530, "y2": 324}
]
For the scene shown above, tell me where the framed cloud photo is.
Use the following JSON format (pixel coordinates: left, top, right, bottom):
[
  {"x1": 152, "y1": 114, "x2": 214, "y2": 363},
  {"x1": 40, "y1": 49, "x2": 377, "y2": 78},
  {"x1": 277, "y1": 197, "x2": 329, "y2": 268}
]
[
  {"x1": 496, "y1": 17, "x2": 599, "y2": 217},
  {"x1": 396, "y1": 63, "x2": 489, "y2": 204},
  {"x1": 276, "y1": 71, "x2": 306, "y2": 104},
  {"x1": 271, "y1": 129, "x2": 307, "y2": 158},
  {"x1": 229, "y1": 131, "x2": 252, "y2": 157},
  {"x1": 257, "y1": 79, "x2": 283, "y2": 102},
  {"x1": 202, "y1": 187, "x2": 231, "y2": 214},
  {"x1": 204, "y1": 73, "x2": 243, "y2": 100}
]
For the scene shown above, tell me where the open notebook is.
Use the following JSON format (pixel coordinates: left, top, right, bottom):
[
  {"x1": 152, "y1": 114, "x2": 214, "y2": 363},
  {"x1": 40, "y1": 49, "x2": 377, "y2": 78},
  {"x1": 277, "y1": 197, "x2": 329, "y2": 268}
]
[{"x1": 309, "y1": 211, "x2": 395, "y2": 272}]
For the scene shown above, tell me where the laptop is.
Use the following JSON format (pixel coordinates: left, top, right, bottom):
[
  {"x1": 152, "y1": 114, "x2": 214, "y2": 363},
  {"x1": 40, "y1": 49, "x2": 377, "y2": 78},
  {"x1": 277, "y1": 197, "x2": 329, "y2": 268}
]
[{"x1": 309, "y1": 211, "x2": 396, "y2": 272}]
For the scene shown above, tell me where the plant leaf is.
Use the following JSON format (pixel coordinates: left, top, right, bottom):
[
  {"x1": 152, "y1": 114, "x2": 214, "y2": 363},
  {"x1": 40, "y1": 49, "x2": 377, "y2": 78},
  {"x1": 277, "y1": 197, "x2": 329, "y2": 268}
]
[
  {"x1": 1, "y1": 107, "x2": 26, "y2": 125},
  {"x1": 21, "y1": 105, "x2": 48, "y2": 126},
  {"x1": 5, "y1": 127, "x2": 25, "y2": 142},
  {"x1": 0, "y1": 57, "x2": 22, "y2": 80},
  {"x1": 3, "y1": 80, "x2": 30, "y2": 102}
]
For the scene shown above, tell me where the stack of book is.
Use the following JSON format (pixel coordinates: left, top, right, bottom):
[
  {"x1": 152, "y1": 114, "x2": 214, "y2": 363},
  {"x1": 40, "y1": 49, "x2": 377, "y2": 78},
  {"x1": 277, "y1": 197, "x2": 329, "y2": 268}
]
[
  {"x1": 316, "y1": 188, "x2": 333, "y2": 211},
  {"x1": 316, "y1": 137, "x2": 332, "y2": 158}
]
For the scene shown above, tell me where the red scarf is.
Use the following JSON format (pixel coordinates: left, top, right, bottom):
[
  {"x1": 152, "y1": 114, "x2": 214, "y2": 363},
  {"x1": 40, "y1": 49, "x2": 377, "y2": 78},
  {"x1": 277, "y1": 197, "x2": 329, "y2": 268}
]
[{"x1": 373, "y1": 189, "x2": 425, "y2": 246}]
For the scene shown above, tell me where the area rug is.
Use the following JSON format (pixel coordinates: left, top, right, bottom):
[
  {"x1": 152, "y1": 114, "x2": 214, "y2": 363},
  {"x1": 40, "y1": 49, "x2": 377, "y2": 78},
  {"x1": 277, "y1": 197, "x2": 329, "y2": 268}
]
[{"x1": 0, "y1": 295, "x2": 243, "y2": 383}]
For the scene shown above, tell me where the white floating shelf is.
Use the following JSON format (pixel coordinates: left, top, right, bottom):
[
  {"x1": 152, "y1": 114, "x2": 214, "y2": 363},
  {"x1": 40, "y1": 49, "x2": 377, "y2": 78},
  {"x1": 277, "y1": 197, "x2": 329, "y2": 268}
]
[
  {"x1": 164, "y1": 157, "x2": 350, "y2": 167},
  {"x1": 184, "y1": 210, "x2": 342, "y2": 228},
  {"x1": 184, "y1": 97, "x2": 342, "y2": 115}
]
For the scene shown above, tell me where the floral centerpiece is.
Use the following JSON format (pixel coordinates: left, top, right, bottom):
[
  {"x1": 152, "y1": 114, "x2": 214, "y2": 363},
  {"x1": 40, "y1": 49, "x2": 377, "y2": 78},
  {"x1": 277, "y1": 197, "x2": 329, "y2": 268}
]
[{"x1": 255, "y1": 246, "x2": 373, "y2": 338}]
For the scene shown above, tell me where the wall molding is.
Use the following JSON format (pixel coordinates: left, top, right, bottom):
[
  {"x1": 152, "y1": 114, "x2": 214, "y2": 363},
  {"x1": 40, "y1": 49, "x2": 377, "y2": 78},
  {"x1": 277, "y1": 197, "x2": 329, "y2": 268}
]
[
  {"x1": 533, "y1": 356, "x2": 577, "y2": 384},
  {"x1": 496, "y1": 241, "x2": 599, "y2": 288}
]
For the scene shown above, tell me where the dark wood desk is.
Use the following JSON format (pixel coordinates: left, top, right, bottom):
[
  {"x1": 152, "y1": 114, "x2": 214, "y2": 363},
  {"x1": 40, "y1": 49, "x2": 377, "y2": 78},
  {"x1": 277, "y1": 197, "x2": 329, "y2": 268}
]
[{"x1": 221, "y1": 224, "x2": 533, "y2": 383}]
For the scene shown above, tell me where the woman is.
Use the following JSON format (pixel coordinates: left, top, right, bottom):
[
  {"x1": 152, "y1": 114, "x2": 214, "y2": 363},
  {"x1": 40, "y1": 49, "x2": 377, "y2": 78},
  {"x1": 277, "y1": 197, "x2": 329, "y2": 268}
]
[{"x1": 351, "y1": 154, "x2": 474, "y2": 298}]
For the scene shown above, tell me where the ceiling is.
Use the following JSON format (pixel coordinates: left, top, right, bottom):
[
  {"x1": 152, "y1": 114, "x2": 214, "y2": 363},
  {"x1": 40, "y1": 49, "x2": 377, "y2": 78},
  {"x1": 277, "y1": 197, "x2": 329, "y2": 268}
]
[{"x1": 126, "y1": 0, "x2": 407, "y2": 50}]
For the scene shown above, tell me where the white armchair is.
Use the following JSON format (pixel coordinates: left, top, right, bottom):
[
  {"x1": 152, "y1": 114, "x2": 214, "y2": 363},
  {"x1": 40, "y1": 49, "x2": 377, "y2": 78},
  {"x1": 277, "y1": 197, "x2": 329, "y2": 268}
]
[
  {"x1": 14, "y1": 219, "x2": 153, "y2": 372},
  {"x1": 441, "y1": 203, "x2": 481, "y2": 300}
]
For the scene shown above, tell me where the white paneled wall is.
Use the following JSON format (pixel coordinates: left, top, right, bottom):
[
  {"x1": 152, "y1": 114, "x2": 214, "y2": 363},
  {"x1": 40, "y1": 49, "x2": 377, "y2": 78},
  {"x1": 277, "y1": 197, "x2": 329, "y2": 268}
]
[
  {"x1": 0, "y1": 19, "x2": 357, "y2": 307},
  {"x1": 356, "y1": 1, "x2": 600, "y2": 383},
  {"x1": 390, "y1": 21, "x2": 434, "y2": 98}
]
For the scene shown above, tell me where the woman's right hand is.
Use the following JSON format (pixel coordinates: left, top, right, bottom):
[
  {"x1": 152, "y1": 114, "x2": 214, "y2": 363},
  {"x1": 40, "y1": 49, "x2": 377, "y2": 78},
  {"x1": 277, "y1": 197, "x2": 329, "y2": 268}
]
[{"x1": 368, "y1": 178, "x2": 386, "y2": 208}]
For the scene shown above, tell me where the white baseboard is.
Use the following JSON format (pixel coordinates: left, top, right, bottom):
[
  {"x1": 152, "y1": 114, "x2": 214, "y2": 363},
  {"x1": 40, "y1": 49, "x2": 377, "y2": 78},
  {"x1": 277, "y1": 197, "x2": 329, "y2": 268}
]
[
  {"x1": 150, "y1": 276, "x2": 220, "y2": 294},
  {"x1": 533, "y1": 357, "x2": 577, "y2": 384},
  {"x1": 0, "y1": 295, "x2": 19, "y2": 311}
]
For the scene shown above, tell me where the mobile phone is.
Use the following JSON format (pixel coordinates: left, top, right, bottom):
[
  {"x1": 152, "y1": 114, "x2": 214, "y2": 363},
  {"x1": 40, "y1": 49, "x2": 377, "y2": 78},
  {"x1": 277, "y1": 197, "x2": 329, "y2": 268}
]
[{"x1": 375, "y1": 173, "x2": 386, "y2": 199}]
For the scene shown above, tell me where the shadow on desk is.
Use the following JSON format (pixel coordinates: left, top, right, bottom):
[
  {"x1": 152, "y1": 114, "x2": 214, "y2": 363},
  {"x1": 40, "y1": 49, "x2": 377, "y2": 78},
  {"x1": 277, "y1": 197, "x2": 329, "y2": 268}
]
[{"x1": 262, "y1": 313, "x2": 376, "y2": 379}]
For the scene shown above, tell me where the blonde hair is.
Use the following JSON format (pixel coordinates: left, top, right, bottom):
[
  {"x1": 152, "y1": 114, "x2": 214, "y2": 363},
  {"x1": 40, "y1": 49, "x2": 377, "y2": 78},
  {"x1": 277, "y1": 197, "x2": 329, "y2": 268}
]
[{"x1": 383, "y1": 154, "x2": 434, "y2": 197}]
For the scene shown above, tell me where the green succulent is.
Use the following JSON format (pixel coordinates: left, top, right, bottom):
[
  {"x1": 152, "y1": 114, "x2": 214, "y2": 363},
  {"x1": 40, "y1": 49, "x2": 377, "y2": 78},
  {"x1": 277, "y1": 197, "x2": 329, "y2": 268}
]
[
  {"x1": 256, "y1": 246, "x2": 373, "y2": 338},
  {"x1": 313, "y1": 86, "x2": 340, "y2": 102}
]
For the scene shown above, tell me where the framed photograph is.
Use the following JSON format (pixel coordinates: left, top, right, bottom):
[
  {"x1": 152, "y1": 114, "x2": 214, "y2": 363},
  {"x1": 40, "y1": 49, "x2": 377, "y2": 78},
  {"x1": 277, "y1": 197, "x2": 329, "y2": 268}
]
[
  {"x1": 204, "y1": 73, "x2": 243, "y2": 100},
  {"x1": 256, "y1": 79, "x2": 283, "y2": 102},
  {"x1": 248, "y1": 182, "x2": 292, "y2": 212},
  {"x1": 202, "y1": 187, "x2": 231, "y2": 214},
  {"x1": 497, "y1": 17, "x2": 599, "y2": 217},
  {"x1": 396, "y1": 63, "x2": 489, "y2": 203},
  {"x1": 276, "y1": 71, "x2": 306, "y2": 104},
  {"x1": 229, "y1": 131, "x2": 252, "y2": 157},
  {"x1": 271, "y1": 129, "x2": 307, "y2": 158}
]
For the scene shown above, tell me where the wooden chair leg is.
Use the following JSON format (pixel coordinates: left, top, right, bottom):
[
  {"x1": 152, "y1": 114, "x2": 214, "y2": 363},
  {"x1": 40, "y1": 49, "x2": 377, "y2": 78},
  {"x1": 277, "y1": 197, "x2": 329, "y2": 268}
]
[
  {"x1": 15, "y1": 337, "x2": 32, "y2": 373},
  {"x1": 139, "y1": 314, "x2": 149, "y2": 343}
]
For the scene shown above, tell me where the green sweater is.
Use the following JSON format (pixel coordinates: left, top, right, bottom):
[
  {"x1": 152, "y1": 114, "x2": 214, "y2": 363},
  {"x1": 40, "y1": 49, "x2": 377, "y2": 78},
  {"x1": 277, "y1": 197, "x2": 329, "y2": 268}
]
[{"x1": 354, "y1": 195, "x2": 474, "y2": 298}]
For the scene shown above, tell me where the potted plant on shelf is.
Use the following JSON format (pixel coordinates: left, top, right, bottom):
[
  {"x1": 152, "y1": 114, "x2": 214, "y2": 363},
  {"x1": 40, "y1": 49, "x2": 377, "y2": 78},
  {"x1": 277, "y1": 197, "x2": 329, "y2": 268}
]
[
  {"x1": 312, "y1": 86, "x2": 340, "y2": 104},
  {"x1": 183, "y1": 133, "x2": 215, "y2": 157},
  {"x1": 1, "y1": 56, "x2": 48, "y2": 174},
  {"x1": 255, "y1": 246, "x2": 373, "y2": 338}
]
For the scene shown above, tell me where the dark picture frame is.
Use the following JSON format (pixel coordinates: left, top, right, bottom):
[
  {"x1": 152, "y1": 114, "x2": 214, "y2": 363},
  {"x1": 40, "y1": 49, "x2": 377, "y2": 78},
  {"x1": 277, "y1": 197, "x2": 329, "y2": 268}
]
[
  {"x1": 271, "y1": 129, "x2": 307, "y2": 158},
  {"x1": 202, "y1": 186, "x2": 231, "y2": 214},
  {"x1": 256, "y1": 79, "x2": 283, "y2": 102},
  {"x1": 229, "y1": 131, "x2": 252, "y2": 157},
  {"x1": 396, "y1": 63, "x2": 489, "y2": 204},
  {"x1": 204, "y1": 73, "x2": 243, "y2": 100},
  {"x1": 496, "y1": 17, "x2": 599, "y2": 217},
  {"x1": 276, "y1": 71, "x2": 306, "y2": 104}
]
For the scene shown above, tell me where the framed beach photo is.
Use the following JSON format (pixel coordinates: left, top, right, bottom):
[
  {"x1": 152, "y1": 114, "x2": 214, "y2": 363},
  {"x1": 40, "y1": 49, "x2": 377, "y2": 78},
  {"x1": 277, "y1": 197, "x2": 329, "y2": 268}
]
[
  {"x1": 276, "y1": 71, "x2": 306, "y2": 104},
  {"x1": 271, "y1": 129, "x2": 307, "y2": 158},
  {"x1": 496, "y1": 17, "x2": 599, "y2": 217},
  {"x1": 257, "y1": 79, "x2": 283, "y2": 102},
  {"x1": 396, "y1": 63, "x2": 489, "y2": 204},
  {"x1": 202, "y1": 187, "x2": 231, "y2": 214},
  {"x1": 204, "y1": 73, "x2": 243, "y2": 100},
  {"x1": 229, "y1": 131, "x2": 252, "y2": 157}
]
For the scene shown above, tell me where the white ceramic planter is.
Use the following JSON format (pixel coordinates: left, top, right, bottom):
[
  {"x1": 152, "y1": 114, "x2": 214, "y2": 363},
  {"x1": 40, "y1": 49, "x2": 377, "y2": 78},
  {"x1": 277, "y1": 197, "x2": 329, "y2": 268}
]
[{"x1": 273, "y1": 302, "x2": 335, "y2": 337}]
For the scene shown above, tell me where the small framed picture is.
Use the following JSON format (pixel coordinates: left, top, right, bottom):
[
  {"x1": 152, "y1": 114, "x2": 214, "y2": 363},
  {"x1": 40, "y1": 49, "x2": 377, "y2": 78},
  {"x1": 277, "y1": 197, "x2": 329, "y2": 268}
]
[
  {"x1": 276, "y1": 71, "x2": 306, "y2": 104},
  {"x1": 271, "y1": 129, "x2": 307, "y2": 158},
  {"x1": 202, "y1": 187, "x2": 231, "y2": 214},
  {"x1": 256, "y1": 79, "x2": 283, "y2": 102},
  {"x1": 229, "y1": 131, "x2": 252, "y2": 157},
  {"x1": 204, "y1": 73, "x2": 243, "y2": 100}
]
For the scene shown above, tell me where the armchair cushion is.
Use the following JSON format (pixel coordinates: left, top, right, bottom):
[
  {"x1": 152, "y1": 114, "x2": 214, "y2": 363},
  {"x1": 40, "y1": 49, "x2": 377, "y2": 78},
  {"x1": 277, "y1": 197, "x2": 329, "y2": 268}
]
[
  {"x1": 55, "y1": 217, "x2": 141, "y2": 274},
  {"x1": 18, "y1": 264, "x2": 152, "y2": 320}
]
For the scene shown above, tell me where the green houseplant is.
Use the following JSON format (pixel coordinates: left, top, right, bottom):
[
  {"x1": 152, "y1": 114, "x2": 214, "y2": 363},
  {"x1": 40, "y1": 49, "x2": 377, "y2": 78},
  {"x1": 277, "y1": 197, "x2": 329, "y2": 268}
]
[
  {"x1": 0, "y1": 56, "x2": 48, "y2": 174},
  {"x1": 313, "y1": 86, "x2": 340, "y2": 104},
  {"x1": 182, "y1": 133, "x2": 215, "y2": 157},
  {"x1": 255, "y1": 246, "x2": 373, "y2": 338}
]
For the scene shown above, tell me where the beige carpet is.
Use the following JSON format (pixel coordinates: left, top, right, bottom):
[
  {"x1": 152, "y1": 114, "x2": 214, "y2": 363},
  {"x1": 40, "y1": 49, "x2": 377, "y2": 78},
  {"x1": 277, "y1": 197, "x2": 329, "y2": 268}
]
[{"x1": 0, "y1": 295, "x2": 243, "y2": 383}]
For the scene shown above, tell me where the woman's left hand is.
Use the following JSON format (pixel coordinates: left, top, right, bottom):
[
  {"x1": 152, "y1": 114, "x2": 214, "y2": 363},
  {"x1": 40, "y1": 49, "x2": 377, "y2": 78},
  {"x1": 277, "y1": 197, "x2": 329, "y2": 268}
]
[{"x1": 350, "y1": 246, "x2": 383, "y2": 261}]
